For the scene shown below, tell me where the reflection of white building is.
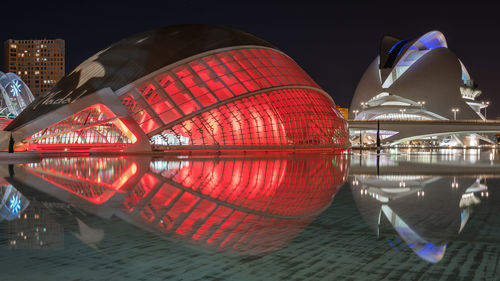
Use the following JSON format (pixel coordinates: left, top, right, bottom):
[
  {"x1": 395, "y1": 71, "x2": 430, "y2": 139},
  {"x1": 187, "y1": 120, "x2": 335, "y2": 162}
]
[
  {"x1": 351, "y1": 174, "x2": 488, "y2": 263},
  {"x1": 0, "y1": 72, "x2": 35, "y2": 117},
  {"x1": 350, "y1": 31, "x2": 492, "y2": 147},
  {"x1": 0, "y1": 184, "x2": 29, "y2": 222}
]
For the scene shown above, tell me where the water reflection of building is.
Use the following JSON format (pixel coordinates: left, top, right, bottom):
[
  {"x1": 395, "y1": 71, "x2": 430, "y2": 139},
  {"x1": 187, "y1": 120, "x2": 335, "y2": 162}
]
[
  {"x1": 0, "y1": 179, "x2": 63, "y2": 249},
  {"x1": 10, "y1": 154, "x2": 349, "y2": 254},
  {"x1": 7, "y1": 203, "x2": 64, "y2": 249},
  {"x1": 0, "y1": 181, "x2": 29, "y2": 222},
  {"x1": 350, "y1": 173, "x2": 489, "y2": 263}
]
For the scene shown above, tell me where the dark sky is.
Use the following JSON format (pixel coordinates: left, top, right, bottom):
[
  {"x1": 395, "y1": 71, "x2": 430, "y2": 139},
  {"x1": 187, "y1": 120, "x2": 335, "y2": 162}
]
[{"x1": 1, "y1": 1, "x2": 499, "y2": 117}]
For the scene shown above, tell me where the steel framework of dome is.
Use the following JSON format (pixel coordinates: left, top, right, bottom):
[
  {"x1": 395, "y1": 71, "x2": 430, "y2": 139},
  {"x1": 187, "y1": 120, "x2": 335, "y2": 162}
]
[{"x1": 1, "y1": 25, "x2": 348, "y2": 152}]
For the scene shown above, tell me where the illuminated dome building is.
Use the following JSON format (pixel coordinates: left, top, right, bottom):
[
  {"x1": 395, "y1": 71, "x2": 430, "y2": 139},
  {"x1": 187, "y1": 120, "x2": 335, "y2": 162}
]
[
  {"x1": 2, "y1": 25, "x2": 348, "y2": 152},
  {"x1": 350, "y1": 31, "x2": 490, "y2": 146}
]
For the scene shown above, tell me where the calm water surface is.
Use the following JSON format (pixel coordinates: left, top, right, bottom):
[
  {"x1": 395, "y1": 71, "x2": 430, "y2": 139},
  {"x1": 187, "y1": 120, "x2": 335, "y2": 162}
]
[{"x1": 0, "y1": 150, "x2": 499, "y2": 280}]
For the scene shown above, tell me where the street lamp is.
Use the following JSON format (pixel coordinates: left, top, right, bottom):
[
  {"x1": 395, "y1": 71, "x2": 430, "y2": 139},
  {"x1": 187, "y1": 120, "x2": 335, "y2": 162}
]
[
  {"x1": 451, "y1": 108, "x2": 459, "y2": 120},
  {"x1": 481, "y1": 101, "x2": 490, "y2": 120},
  {"x1": 417, "y1": 101, "x2": 426, "y2": 120},
  {"x1": 399, "y1": 108, "x2": 406, "y2": 120},
  {"x1": 353, "y1": 110, "x2": 359, "y2": 119},
  {"x1": 360, "y1": 102, "x2": 367, "y2": 108}
]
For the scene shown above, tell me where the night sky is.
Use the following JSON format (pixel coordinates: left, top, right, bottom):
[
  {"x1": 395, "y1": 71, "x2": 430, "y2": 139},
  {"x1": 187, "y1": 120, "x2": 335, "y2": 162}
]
[{"x1": 1, "y1": 1, "x2": 498, "y2": 117}]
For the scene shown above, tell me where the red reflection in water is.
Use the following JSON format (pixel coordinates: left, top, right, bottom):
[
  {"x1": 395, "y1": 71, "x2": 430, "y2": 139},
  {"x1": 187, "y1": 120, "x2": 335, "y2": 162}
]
[
  {"x1": 23, "y1": 155, "x2": 348, "y2": 254},
  {"x1": 26, "y1": 157, "x2": 138, "y2": 204},
  {"x1": 123, "y1": 156, "x2": 348, "y2": 254}
]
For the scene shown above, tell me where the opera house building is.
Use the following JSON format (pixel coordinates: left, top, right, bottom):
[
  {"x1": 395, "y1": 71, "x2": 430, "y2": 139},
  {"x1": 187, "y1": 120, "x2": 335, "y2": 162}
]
[
  {"x1": 0, "y1": 25, "x2": 348, "y2": 152},
  {"x1": 350, "y1": 31, "x2": 493, "y2": 147}
]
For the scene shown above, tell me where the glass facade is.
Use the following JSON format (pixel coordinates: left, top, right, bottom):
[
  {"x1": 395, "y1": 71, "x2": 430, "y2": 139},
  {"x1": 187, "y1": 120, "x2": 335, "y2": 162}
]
[
  {"x1": 17, "y1": 47, "x2": 347, "y2": 151},
  {"x1": 119, "y1": 47, "x2": 347, "y2": 150},
  {"x1": 18, "y1": 104, "x2": 137, "y2": 151}
]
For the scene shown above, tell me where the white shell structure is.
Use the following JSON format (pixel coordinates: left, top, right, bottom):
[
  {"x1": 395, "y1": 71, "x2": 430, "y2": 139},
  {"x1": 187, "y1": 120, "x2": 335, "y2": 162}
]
[{"x1": 350, "y1": 31, "x2": 485, "y2": 121}]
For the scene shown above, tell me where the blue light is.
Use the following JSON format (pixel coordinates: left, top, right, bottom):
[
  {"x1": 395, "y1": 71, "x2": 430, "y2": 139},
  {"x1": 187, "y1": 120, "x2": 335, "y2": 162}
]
[
  {"x1": 416, "y1": 242, "x2": 446, "y2": 263},
  {"x1": 9, "y1": 80, "x2": 22, "y2": 97},
  {"x1": 417, "y1": 32, "x2": 447, "y2": 50},
  {"x1": 397, "y1": 42, "x2": 409, "y2": 55},
  {"x1": 388, "y1": 40, "x2": 404, "y2": 54},
  {"x1": 388, "y1": 240, "x2": 395, "y2": 249},
  {"x1": 9, "y1": 195, "x2": 21, "y2": 214},
  {"x1": 420, "y1": 38, "x2": 444, "y2": 50}
]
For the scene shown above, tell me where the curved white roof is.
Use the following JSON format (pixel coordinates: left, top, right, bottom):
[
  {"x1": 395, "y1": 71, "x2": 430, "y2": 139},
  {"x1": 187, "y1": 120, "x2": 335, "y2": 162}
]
[{"x1": 351, "y1": 30, "x2": 482, "y2": 121}]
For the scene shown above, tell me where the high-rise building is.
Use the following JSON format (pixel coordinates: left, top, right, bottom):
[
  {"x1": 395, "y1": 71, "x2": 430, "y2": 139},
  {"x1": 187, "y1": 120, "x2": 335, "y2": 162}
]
[
  {"x1": 336, "y1": 105, "x2": 349, "y2": 119},
  {"x1": 4, "y1": 39, "x2": 65, "y2": 97}
]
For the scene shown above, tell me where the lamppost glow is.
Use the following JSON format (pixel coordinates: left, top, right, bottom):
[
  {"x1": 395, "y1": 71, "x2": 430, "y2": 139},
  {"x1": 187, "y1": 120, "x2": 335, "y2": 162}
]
[
  {"x1": 353, "y1": 109, "x2": 359, "y2": 119},
  {"x1": 451, "y1": 108, "x2": 459, "y2": 120},
  {"x1": 399, "y1": 108, "x2": 406, "y2": 119},
  {"x1": 481, "y1": 101, "x2": 490, "y2": 120},
  {"x1": 417, "y1": 101, "x2": 425, "y2": 120}
]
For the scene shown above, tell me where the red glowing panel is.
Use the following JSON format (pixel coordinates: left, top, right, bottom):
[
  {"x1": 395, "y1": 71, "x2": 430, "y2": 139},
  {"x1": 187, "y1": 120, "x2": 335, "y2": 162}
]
[
  {"x1": 206, "y1": 211, "x2": 246, "y2": 245},
  {"x1": 122, "y1": 173, "x2": 159, "y2": 212},
  {"x1": 111, "y1": 163, "x2": 138, "y2": 190},
  {"x1": 0, "y1": 118, "x2": 12, "y2": 130},
  {"x1": 162, "y1": 88, "x2": 348, "y2": 148},
  {"x1": 175, "y1": 200, "x2": 217, "y2": 236}
]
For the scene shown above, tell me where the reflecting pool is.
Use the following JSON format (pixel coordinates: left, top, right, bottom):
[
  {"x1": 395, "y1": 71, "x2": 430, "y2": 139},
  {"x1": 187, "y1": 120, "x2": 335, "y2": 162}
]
[{"x1": 0, "y1": 150, "x2": 499, "y2": 280}]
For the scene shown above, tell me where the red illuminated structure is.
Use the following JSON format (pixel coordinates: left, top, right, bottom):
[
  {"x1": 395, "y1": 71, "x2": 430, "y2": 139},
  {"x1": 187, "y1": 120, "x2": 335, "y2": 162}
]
[
  {"x1": 17, "y1": 155, "x2": 348, "y2": 254},
  {"x1": 26, "y1": 157, "x2": 138, "y2": 204},
  {"x1": 0, "y1": 118, "x2": 11, "y2": 130},
  {"x1": 4, "y1": 25, "x2": 348, "y2": 152}
]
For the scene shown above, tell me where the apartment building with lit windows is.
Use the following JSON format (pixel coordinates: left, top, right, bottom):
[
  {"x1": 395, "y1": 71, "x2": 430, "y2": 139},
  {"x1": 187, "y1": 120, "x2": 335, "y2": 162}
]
[{"x1": 3, "y1": 39, "x2": 65, "y2": 97}]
